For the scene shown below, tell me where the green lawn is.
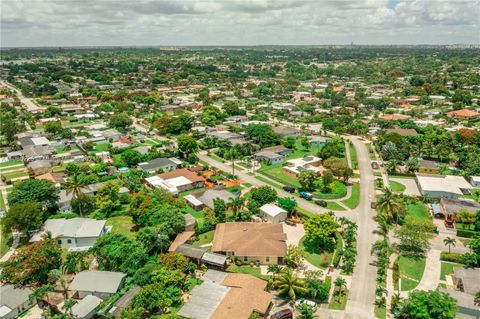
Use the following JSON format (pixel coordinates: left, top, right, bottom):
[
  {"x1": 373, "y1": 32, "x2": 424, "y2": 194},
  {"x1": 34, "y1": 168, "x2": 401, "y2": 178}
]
[
  {"x1": 349, "y1": 143, "x2": 358, "y2": 169},
  {"x1": 192, "y1": 230, "x2": 214, "y2": 247},
  {"x1": 327, "y1": 201, "x2": 346, "y2": 211},
  {"x1": 0, "y1": 221, "x2": 12, "y2": 258},
  {"x1": 0, "y1": 160, "x2": 23, "y2": 168},
  {"x1": 1, "y1": 170, "x2": 28, "y2": 182},
  {"x1": 287, "y1": 140, "x2": 322, "y2": 160},
  {"x1": 93, "y1": 143, "x2": 109, "y2": 152},
  {"x1": 341, "y1": 183, "x2": 360, "y2": 209},
  {"x1": 106, "y1": 216, "x2": 136, "y2": 239},
  {"x1": 312, "y1": 180, "x2": 347, "y2": 199},
  {"x1": 406, "y1": 202, "x2": 430, "y2": 221},
  {"x1": 389, "y1": 180, "x2": 406, "y2": 193},
  {"x1": 329, "y1": 289, "x2": 349, "y2": 310},
  {"x1": 227, "y1": 265, "x2": 269, "y2": 280},
  {"x1": 0, "y1": 192, "x2": 5, "y2": 209},
  {"x1": 374, "y1": 305, "x2": 387, "y2": 319},
  {"x1": 440, "y1": 261, "x2": 463, "y2": 281},
  {"x1": 259, "y1": 164, "x2": 301, "y2": 188},
  {"x1": 397, "y1": 255, "x2": 426, "y2": 291},
  {"x1": 299, "y1": 236, "x2": 333, "y2": 269}
]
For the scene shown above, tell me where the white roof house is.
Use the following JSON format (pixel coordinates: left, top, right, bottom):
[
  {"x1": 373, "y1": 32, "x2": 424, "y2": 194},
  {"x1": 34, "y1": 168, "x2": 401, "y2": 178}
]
[
  {"x1": 415, "y1": 174, "x2": 473, "y2": 199},
  {"x1": 0, "y1": 285, "x2": 35, "y2": 319},
  {"x1": 71, "y1": 295, "x2": 103, "y2": 319},
  {"x1": 69, "y1": 271, "x2": 126, "y2": 299},
  {"x1": 31, "y1": 136, "x2": 51, "y2": 146},
  {"x1": 259, "y1": 203, "x2": 288, "y2": 224},
  {"x1": 30, "y1": 218, "x2": 107, "y2": 251},
  {"x1": 145, "y1": 175, "x2": 194, "y2": 195}
]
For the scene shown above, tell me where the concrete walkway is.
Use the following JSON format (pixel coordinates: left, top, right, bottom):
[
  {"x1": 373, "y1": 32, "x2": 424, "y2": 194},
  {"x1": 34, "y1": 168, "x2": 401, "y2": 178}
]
[{"x1": 415, "y1": 249, "x2": 441, "y2": 292}]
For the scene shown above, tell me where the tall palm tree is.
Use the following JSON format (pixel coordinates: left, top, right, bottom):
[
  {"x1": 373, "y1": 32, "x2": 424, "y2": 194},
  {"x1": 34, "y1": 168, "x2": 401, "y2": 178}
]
[
  {"x1": 443, "y1": 237, "x2": 456, "y2": 254},
  {"x1": 227, "y1": 148, "x2": 239, "y2": 177},
  {"x1": 376, "y1": 188, "x2": 404, "y2": 224},
  {"x1": 267, "y1": 264, "x2": 282, "y2": 280},
  {"x1": 65, "y1": 173, "x2": 87, "y2": 216},
  {"x1": 334, "y1": 277, "x2": 347, "y2": 301},
  {"x1": 227, "y1": 196, "x2": 245, "y2": 217},
  {"x1": 373, "y1": 213, "x2": 389, "y2": 239},
  {"x1": 272, "y1": 268, "x2": 307, "y2": 301}
]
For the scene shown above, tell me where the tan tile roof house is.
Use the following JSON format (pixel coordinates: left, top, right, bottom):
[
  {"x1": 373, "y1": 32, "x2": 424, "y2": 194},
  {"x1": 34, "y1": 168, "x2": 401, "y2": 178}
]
[
  {"x1": 446, "y1": 109, "x2": 480, "y2": 119},
  {"x1": 212, "y1": 222, "x2": 287, "y2": 265}
]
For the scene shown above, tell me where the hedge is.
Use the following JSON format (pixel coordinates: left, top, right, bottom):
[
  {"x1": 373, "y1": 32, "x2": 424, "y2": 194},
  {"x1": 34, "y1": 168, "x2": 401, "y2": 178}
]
[
  {"x1": 456, "y1": 229, "x2": 480, "y2": 238},
  {"x1": 440, "y1": 252, "x2": 464, "y2": 263}
]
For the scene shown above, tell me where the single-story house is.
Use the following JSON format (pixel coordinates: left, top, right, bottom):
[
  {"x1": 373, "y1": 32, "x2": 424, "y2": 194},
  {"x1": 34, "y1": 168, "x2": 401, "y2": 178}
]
[
  {"x1": 254, "y1": 150, "x2": 284, "y2": 165},
  {"x1": 0, "y1": 285, "x2": 35, "y2": 319},
  {"x1": 30, "y1": 218, "x2": 108, "y2": 251},
  {"x1": 415, "y1": 174, "x2": 473, "y2": 199},
  {"x1": 138, "y1": 157, "x2": 181, "y2": 174},
  {"x1": 284, "y1": 155, "x2": 322, "y2": 177},
  {"x1": 272, "y1": 126, "x2": 301, "y2": 137},
  {"x1": 69, "y1": 271, "x2": 126, "y2": 300},
  {"x1": 145, "y1": 168, "x2": 205, "y2": 195},
  {"x1": 185, "y1": 189, "x2": 235, "y2": 210},
  {"x1": 27, "y1": 159, "x2": 52, "y2": 176},
  {"x1": 418, "y1": 159, "x2": 440, "y2": 174},
  {"x1": 259, "y1": 204, "x2": 288, "y2": 224},
  {"x1": 440, "y1": 267, "x2": 480, "y2": 318},
  {"x1": 109, "y1": 286, "x2": 141, "y2": 318},
  {"x1": 446, "y1": 109, "x2": 480, "y2": 119},
  {"x1": 470, "y1": 176, "x2": 480, "y2": 187},
  {"x1": 178, "y1": 269, "x2": 272, "y2": 319},
  {"x1": 169, "y1": 231, "x2": 195, "y2": 252},
  {"x1": 211, "y1": 222, "x2": 287, "y2": 265},
  {"x1": 201, "y1": 252, "x2": 228, "y2": 270},
  {"x1": 438, "y1": 198, "x2": 480, "y2": 228},
  {"x1": 175, "y1": 244, "x2": 208, "y2": 265},
  {"x1": 71, "y1": 295, "x2": 103, "y2": 319},
  {"x1": 378, "y1": 114, "x2": 412, "y2": 121}
]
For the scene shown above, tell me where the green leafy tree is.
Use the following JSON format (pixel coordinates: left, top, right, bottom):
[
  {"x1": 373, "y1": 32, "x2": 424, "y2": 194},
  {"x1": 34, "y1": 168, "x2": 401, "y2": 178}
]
[
  {"x1": 64, "y1": 174, "x2": 87, "y2": 216},
  {"x1": 121, "y1": 149, "x2": 146, "y2": 167},
  {"x1": 95, "y1": 181, "x2": 121, "y2": 216},
  {"x1": 249, "y1": 186, "x2": 277, "y2": 207},
  {"x1": 298, "y1": 170, "x2": 317, "y2": 191},
  {"x1": 8, "y1": 179, "x2": 59, "y2": 210},
  {"x1": 400, "y1": 290, "x2": 457, "y2": 319},
  {"x1": 71, "y1": 194, "x2": 96, "y2": 216},
  {"x1": 322, "y1": 169, "x2": 334, "y2": 191},
  {"x1": 44, "y1": 121, "x2": 63, "y2": 135},
  {"x1": 297, "y1": 303, "x2": 317, "y2": 319},
  {"x1": 2, "y1": 202, "x2": 43, "y2": 235},
  {"x1": 108, "y1": 113, "x2": 132, "y2": 131},
  {"x1": 304, "y1": 213, "x2": 339, "y2": 250},
  {"x1": 213, "y1": 198, "x2": 227, "y2": 223},
  {"x1": 177, "y1": 134, "x2": 198, "y2": 159},
  {"x1": 278, "y1": 197, "x2": 297, "y2": 217},
  {"x1": 0, "y1": 238, "x2": 62, "y2": 286},
  {"x1": 272, "y1": 268, "x2": 307, "y2": 301},
  {"x1": 394, "y1": 217, "x2": 435, "y2": 254},
  {"x1": 122, "y1": 168, "x2": 149, "y2": 192},
  {"x1": 284, "y1": 245, "x2": 305, "y2": 269}
]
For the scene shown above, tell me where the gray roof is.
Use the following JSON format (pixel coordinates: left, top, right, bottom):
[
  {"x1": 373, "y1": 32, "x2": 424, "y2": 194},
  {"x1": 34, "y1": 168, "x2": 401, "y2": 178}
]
[
  {"x1": 30, "y1": 218, "x2": 106, "y2": 242},
  {"x1": 138, "y1": 157, "x2": 176, "y2": 172},
  {"x1": 201, "y1": 252, "x2": 228, "y2": 266},
  {"x1": 196, "y1": 189, "x2": 235, "y2": 210},
  {"x1": 71, "y1": 295, "x2": 102, "y2": 318},
  {"x1": 419, "y1": 159, "x2": 439, "y2": 169},
  {"x1": 177, "y1": 270, "x2": 229, "y2": 319},
  {"x1": 441, "y1": 198, "x2": 480, "y2": 216},
  {"x1": 27, "y1": 159, "x2": 52, "y2": 170},
  {"x1": 113, "y1": 286, "x2": 141, "y2": 310},
  {"x1": 453, "y1": 267, "x2": 480, "y2": 295},
  {"x1": 69, "y1": 271, "x2": 126, "y2": 295},
  {"x1": 184, "y1": 213, "x2": 197, "y2": 227},
  {"x1": 0, "y1": 284, "x2": 33, "y2": 310},
  {"x1": 176, "y1": 244, "x2": 208, "y2": 260},
  {"x1": 255, "y1": 150, "x2": 283, "y2": 160}
]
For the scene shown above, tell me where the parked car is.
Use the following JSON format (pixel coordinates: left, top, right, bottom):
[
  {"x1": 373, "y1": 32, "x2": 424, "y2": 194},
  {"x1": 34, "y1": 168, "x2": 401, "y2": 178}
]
[
  {"x1": 283, "y1": 185, "x2": 296, "y2": 193},
  {"x1": 371, "y1": 201, "x2": 377, "y2": 209},
  {"x1": 270, "y1": 309, "x2": 293, "y2": 319},
  {"x1": 294, "y1": 299, "x2": 317, "y2": 312},
  {"x1": 315, "y1": 199, "x2": 327, "y2": 207},
  {"x1": 299, "y1": 192, "x2": 313, "y2": 200},
  {"x1": 371, "y1": 162, "x2": 379, "y2": 169}
]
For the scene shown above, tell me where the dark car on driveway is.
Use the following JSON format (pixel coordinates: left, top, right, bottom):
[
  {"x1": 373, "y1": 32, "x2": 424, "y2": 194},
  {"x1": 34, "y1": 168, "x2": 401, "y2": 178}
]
[
  {"x1": 270, "y1": 309, "x2": 293, "y2": 319},
  {"x1": 283, "y1": 185, "x2": 296, "y2": 193},
  {"x1": 315, "y1": 200, "x2": 327, "y2": 207}
]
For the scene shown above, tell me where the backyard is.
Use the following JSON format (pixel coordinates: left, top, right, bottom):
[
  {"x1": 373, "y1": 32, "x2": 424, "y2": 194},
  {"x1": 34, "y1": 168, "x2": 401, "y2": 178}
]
[
  {"x1": 192, "y1": 230, "x2": 214, "y2": 247},
  {"x1": 299, "y1": 236, "x2": 334, "y2": 269},
  {"x1": 106, "y1": 215, "x2": 136, "y2": 239},
  {"x1": 406, "y1": 201, "x2": 430, "y2": 221}
]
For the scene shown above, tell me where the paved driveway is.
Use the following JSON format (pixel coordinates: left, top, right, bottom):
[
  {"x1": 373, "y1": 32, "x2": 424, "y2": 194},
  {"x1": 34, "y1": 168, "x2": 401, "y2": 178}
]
[{"x1": 390, "y1": 178, "x2": 421, "y2": 196}]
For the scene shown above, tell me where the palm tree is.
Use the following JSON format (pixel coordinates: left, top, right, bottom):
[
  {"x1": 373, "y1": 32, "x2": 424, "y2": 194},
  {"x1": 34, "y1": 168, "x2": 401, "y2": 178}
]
[
  {"x1": 29, "y1": 284, "x2": 53, "y2": 308},
  {"x1": 62, "y1": 299, "x2": 77, "y2": 318},
  {"x1": 334, "y1": 277, "x2": 347, "y2": 301},
  {"x1": 373, "y1": 213, "x2": 389, "y2": 239},
  {"x1": 267, "y1": 264, "x2": 282, "y2": 280},
  {"x1": 474, "y1": 291, "x2": 480, "y2": 306},
  {"x1": 64, "y1": 173, "x2": 87, "y2": 216},
  {"x1": 227, "y1": 196, "x2": 245, "y2": 218},
  {"x1": 443, "y1": 237, "x2": 456, "y2": 254},
  {"x1": 227, "y1": 148, "x2": 239, "y2": 177},
  {"x1": 272, "y1": 268, "x2": 307, "y2": 301},
  {"x1": 390, "y1": 293, "x2": 403, "y2": 315},
  {"x1": 376, "y1": 188, "x2": 404, "y2": 224}
]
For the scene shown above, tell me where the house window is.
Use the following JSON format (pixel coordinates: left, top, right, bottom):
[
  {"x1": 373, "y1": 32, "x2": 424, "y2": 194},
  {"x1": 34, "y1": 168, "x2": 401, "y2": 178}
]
[
  {"x1": 243, "y1": 256, "x2": 248, "y2": 262},
  {"x1": 266, "y1": 256, "x2": 270, "y2": 262},
  {"x1": 57, "y1": 240, "x2": 62, "y2": 244},
  {"x1": 67, "y1": 239, "x2": 72, "y2": 244}
]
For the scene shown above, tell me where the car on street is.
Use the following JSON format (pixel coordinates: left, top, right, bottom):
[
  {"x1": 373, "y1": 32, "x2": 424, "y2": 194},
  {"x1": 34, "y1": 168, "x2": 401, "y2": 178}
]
[
  {"x1": 299, "y1": 191, "x2": 313, "y2": 200},
  {"x1": 371, "y1": 162, "x2": 379, "y2": 169},
  {"x1": 283, "y1": 185, "x2": 296, "y2": 193},
  {"x1": 269, "y1": 309, "x2": 293, "y2": 319},
  {"x1": 294, "y1": 299, "x2": 317, "y2": 312},
  {"x1": 315, "y1": 199, "x2": 327, "y2": 207}
]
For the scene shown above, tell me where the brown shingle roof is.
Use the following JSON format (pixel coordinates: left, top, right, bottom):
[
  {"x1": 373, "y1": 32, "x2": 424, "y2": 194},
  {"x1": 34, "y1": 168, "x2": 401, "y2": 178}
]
[
  {"x1": 447, "y1": 109, "x2": 480, "y2": 118},
  {"x1": 158, "y1": 168, "x2": 205, "y2": 183},
  {"x1": 385, "y1": 128, "x2": 417, "y2": 136},
  {"x1": 210, "y1": 273, "x2": 272, "y2": 319},
  {"x1": 168, "y1": 231, "x2": 195, "y2": 252},
  {"x1": 379, "y1": 114, "x2": 412, "y2": 121},
  {"x1": 212, "y1": 222, "x2": 287, "y2": 257}
]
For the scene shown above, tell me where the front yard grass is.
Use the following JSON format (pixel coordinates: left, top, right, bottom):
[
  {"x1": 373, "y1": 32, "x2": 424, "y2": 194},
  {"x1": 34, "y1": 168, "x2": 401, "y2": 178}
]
[
  {"x1": 341, "y1": 183, "x2": 360, "y2": 209},
  {"x1": 0, "y1": 192, "x2": 5, "y2": 209},
  {"x1": 440, "y1": 261, "x2": 463, "y2": 281},
  {"x1": 192, "y1": 230, "x2": 214, "y2": 247},
  {"x1": 299, "y1": 236, "x2": 333, "y2": 269},
  {"x1": 389, "y1": 180, "x2": 406, "y2": 193},
  {"x1": 106, "y1": 215, "x2": 136, "y2": 239},
  {"x1": 326, "y1": 201, "x2": 345, "y2": 211},
  {"x1": 0, "y1": 160, "x2": 23, "y2": 168},
  {"x1": 397, "y1": 255, "x2": 426, "y2": 291},
  {"x1": 406, "y1": 202, "x2": 430, "y2": 221},
  {"x1": 0, "y1": 221, "x2": 12, "y2": 258},
  {"x1": 259, "y1": 164, "x2": 301, "y2": 188},
  {"x1": 329, "y1": 289, "x2": 349, "y2": 310},
  {"x1": 312, "y1": 180, "x2": 347, "y2": 199},
  {"x1": 227, "y1": 264, "x2": 269, "y2": 280},
  {"x1": 374, "y1": 305, "x2": 387, "y2": 319},
  {"x1": 349, "y1": 143, "x2": 358, "y2": 169}
]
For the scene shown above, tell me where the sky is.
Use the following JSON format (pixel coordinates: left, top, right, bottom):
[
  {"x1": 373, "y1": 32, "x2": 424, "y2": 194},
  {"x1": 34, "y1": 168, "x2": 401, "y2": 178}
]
[{"x1": 1, "y1": 0, "x2": 479, "y2": 47}]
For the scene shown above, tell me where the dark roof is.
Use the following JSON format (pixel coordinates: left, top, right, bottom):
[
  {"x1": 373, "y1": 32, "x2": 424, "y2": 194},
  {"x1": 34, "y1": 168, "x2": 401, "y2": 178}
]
[
  {"x1": 111, "y1": 286, "x2": 141, "y2": 317},
  {"x1": 176, "y1": 244, "x2": 208, "y2": 260},
  {"x1": 138, "y1": 158, "x2": 175, "y2": 172},
  {"x1": 418, "y1": 159, "x2": 439, "y2": 169},
  {"x1": 441, "y1": 198, "x2": 480, "y2": 215}
]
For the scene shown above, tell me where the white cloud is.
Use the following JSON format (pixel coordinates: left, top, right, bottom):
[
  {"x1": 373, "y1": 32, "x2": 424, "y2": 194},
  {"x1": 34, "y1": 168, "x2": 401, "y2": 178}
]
[{"x1": 0, "y1": 0, "x2": 478, "y2": 46}]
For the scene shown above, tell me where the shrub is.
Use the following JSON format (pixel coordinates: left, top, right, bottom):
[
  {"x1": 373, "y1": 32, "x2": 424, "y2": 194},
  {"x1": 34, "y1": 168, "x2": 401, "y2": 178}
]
[
  {"x1": 456, "y1": 229, "x2": 479, "y2": 238},
  {"x1": 440, "y1": 252, "x2": 464, "y2": 263},
  {"x1": 392, "y1": 261, "x2": 399, "y2": 285}
]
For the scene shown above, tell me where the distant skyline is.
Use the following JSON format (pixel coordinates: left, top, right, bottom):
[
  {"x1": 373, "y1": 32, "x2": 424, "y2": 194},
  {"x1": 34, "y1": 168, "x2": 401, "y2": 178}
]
[{"x1": 2, "y1": 0, "x2": 479, "y2": 47}]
